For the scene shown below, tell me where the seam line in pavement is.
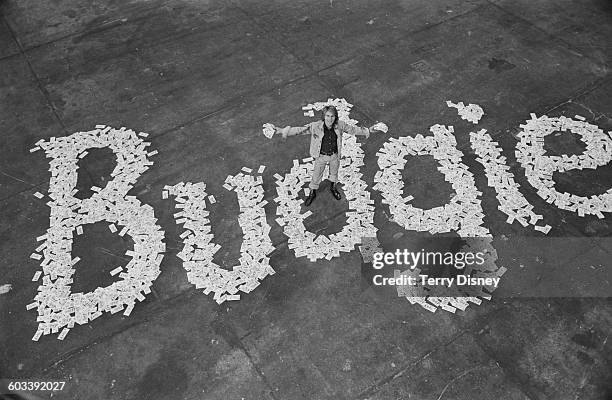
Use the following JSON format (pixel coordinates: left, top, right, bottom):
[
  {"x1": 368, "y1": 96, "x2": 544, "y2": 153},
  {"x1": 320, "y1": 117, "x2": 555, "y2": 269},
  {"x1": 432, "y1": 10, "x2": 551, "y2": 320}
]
[
  {"x1": 469, "y1": 328, "x2": 543, "y2": 400},
  {"x1": 592, "y1": 239, "x2": 611, "y2": 255},
  {"x1": 2, "y1": 15, "x2": 68, "y2": 136},
  {"x1": 0, "y1": 182, "x2": 46, "y2": 203},
  {"x1": 6, "y1": 3, "x2": 612, "y2": 388},
  {"x1": 0, "y1": 0, "x2": 173, "y2": 55},
  {"x1": 0, "y1": 50, "x2": 20, "y2": 62},
  {"x1": 36, "y1": 287, "x2": 282, "y2": 399},
  {"x1": 231, "y1": 1, "x2": 493, "y2": 125},
  {"x1": 230, "y1": 2, "x2": 376, "y2": 121},
  {"x1": 30, "y1": 202, "x2": 350, "y2": 375},
  {"x1": 353, "y1": 330, "x2": 468, "y2": 400},
  {"x1": 35, "y1": 288, "x2": 197, "y2": 376},
  {"x1": 7, "y1": 2, "x2": 606, "y2": 201},
  {"x1": 2, "y1": 14, "x2": 104, "y2": 191},
  {"x1": 150, "y1": 72, "x2": 315, "y2": 140},
  {"x1": 230, "y1": 327, "x2": 282, "y2": 400},
  {"x1": 486, "y1": 0, "x2": 608, "y2": 68},
  {"x1": 0, "y1": 170, "x2": 38, "y2": 188}
]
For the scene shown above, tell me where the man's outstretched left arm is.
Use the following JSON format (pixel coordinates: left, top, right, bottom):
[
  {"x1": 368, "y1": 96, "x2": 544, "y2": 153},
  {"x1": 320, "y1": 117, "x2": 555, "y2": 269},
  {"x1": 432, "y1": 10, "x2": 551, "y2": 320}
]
[{"x1": 338, "y1": 120, "x2": 370, "y2": 138}]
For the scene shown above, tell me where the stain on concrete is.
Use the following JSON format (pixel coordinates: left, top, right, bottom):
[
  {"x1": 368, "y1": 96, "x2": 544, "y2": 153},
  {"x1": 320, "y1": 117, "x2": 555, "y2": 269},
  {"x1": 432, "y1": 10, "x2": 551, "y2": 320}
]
[
  {"x1": 214, "y1": 348, "x2": 252, "y2": 380},
  {"x1": 135, "y1": 350, "x2": 190, "y2": 400},
  {"x1": 211, "y1": 317, "x2": 243, "y2": 350},
  {"x1": 572, "y1": 330, "x2": 601, "y2": 350},
  {"x1": 488, "y1": 57, "x2": 516, "y2": 73},
  {"x1": 584, "y1": 220, "x2": 610, "y2": 235},
  {"x1": 2, "y1": 0, "x2": 612, "y2": 398},
  {"x1": 63, "y1": 9, "x2": 77, "y2": 19},
  {"x1": 576, "y1": 350, "x2": 595, "y2": 365},
  {"x1": 410, "y1": 59, "x2": 441, "y2": 79}
]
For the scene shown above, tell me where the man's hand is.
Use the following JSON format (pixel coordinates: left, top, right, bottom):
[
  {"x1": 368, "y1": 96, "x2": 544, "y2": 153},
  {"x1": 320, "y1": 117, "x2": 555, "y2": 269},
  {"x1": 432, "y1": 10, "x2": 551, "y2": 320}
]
[
  {"x1": 269, "y1": 124, "x2": 287, "y2": 139},
  {"x1": 275, "y1": 126, "x2": 288, "y2": 140}
]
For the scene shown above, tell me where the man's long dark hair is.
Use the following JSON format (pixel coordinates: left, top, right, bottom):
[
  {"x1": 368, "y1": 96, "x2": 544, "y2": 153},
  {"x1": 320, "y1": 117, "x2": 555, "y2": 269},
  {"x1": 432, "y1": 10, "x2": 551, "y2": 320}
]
[{"x1": 320, "y1": 106, "x2": 339, "y2": 127}]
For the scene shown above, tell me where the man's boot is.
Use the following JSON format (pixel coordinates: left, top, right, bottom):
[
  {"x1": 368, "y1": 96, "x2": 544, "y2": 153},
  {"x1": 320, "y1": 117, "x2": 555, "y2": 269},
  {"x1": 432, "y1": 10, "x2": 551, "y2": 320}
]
[
  {"x1": 305, "y1": 189, "x2": 317, "y2": 206},
  {"x1": 330, "y1": 182, "x2": 342, "y2": 200}
]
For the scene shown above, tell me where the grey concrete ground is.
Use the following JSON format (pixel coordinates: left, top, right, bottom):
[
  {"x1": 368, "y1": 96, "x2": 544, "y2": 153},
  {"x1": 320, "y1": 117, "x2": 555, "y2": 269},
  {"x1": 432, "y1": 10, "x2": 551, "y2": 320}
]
[{"x1": 1, "y1": 0, "x2": 612, "y2": 399}]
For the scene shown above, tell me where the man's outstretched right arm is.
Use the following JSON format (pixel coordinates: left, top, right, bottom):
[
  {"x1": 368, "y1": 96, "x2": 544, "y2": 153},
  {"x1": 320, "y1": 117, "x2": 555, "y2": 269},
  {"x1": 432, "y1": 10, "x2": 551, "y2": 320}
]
[{"x1": 274, "y1": 124, "x2": 311, "y2": 139}]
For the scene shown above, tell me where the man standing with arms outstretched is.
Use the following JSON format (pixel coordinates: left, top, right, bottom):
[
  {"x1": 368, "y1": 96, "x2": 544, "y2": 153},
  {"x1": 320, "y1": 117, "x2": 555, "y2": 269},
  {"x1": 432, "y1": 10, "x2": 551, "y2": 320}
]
[{"x1": 271, "y1": 105, "x2": 380, "y2": 206}]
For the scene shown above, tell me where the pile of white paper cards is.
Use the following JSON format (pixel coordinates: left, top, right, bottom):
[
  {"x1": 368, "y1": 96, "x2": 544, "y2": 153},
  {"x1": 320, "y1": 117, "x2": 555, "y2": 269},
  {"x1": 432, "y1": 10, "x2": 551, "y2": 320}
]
[
  {"x1": 372, "y1": 122, "x2": 508, "y2": 312},
  {"x1": 28, "y1": 126, "x2": 165, "y2": 341},
  {"x1": 470, "y1": 128, "x2": 551, "y2": 234},
  {"x1": 262, "y1": 123, "x2": 275, "y2": 139},
  {"x1": 516, "y1": 114, "x2": 612, "y2": 217},
  {"x1": 370, "y1": 122, "x2": 389, "y2": 134},
  {"x1": 165, "y1": 166, "x2": 275, "y2": 304},
  {"x1": 373, "y1": 124, "x2": 490, "y2": 237},
  {"x1": 446, "y1": 100, "x2": 485, "y2": 124},
  {"x1": 273, "y1": 99, "x2": 378, "y2": 261}
]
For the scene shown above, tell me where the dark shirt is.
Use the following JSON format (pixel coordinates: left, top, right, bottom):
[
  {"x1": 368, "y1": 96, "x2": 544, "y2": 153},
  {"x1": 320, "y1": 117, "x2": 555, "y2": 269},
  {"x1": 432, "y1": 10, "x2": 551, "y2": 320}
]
[{"x1": 320, "y1": 123, "x2": 338, "y2": 155}]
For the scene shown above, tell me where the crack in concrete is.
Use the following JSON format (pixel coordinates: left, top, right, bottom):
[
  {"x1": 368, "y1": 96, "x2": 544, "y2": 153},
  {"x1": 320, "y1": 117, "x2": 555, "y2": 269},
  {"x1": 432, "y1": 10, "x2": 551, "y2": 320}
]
[
  {"x1": 470, "y1": 329, "x2": 541, "y2": 400},
  {"x1": 486, "y1": 0, "x2": 606, "y2": 68},
  {"x1": 353, "y1": 330, "x2": 469, "y2": 400},
  {"x1": 0, "y1": 170, "x2": 36, "y2": 187},
  {"x1": 2, "y1": 15, "x2": 68, "y2": 136},
  {"x1": 575, "y1": 101, "x2": 610, "y2": 121},
  {"x1": 95, "y1": 247, "x2": 131, "y2": 262},
  {"x1": 0, "y1": 182, "x2": 46, "y2": 202},
  {"x1": 4, "y1": 3, "x2": 611, "y2": 395},
  {"x1": 0, "y1": 0, "x2": 174, "y2": 55},
  {"x1": 150, "y1": 71, "x2": 314, "y2": 140},
  {"x1": 435, "y1": 365, "x2": 492, "y2": 400},
  {"x1": 35, "y1": 288, "x2": 197, "y2": 376},
  {"x1": 212, "y1": 316, "x2": 282, "y2": 400}
]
